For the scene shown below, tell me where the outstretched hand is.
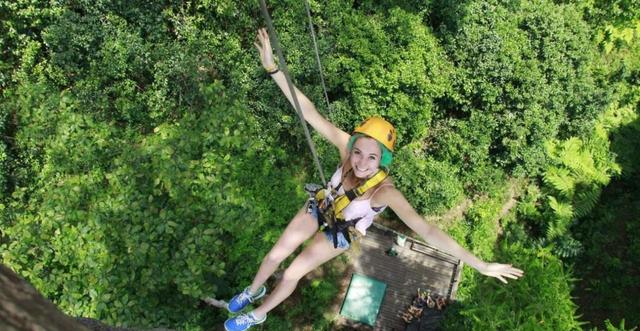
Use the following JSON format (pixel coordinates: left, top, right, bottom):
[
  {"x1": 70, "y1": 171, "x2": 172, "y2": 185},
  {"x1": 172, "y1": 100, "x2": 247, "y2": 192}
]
[
  {"x1": 479, "y1": 263, "x2": 524, "y2": 284},
  {"x1": 253, "y1": 28, "x2": 276, "y2": 71}
]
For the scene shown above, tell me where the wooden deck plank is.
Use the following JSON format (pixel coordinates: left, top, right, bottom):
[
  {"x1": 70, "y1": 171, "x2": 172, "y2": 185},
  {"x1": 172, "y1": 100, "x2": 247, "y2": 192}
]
[{"x1": 342, "y1": 224, "x2": 462, "y2": 331}]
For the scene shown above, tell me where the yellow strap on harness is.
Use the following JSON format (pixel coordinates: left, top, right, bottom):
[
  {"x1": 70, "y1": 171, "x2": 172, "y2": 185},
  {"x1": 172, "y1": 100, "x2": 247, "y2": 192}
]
[{"x1": 316, "y1": 170, "x2": 388, "y2": 220}]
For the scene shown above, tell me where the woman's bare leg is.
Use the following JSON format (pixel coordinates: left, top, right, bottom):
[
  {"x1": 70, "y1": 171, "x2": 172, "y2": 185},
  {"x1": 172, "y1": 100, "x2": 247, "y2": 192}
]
[
  {"x1": 252, "y1": 231, "x2": 347, "y2": 317},
  {"x1": 248, "y1": 206, "x2": 318, "y2": 294}
]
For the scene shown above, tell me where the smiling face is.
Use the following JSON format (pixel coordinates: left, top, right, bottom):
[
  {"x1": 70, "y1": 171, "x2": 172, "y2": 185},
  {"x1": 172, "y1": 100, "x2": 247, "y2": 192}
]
[{"x1": 349, "y1": 136, "x2": 382, "y2": 178}]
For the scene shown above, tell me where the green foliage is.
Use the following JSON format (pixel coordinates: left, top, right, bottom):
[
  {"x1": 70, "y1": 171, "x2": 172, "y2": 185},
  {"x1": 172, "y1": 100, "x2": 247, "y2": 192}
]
[
  {"x1": 572, "y1": 172, "x2": 640, "y2": 329},
  {"x1": 516, "y1": 183, "x2": 543, "y2": 221},
  {"x1": 432, "y1": 0, "x2": 609, "y2": 176},
  {"x1": 443, "y1": 243, "x2": 583, "y2": 331},
  {"x1": 610, "y1": 113, "x2": 640, "y2": 178},
  {"x1": 1, "y1": 82, "x2": 303, "y2": 328},
  {"x1": 2, "y1": 0, "x2": 638, "y2": 329},
  {"x1": 595, "y1": 319, "x2": 638, "y2": 331},
  {"x1": 514, "y1": 29, "x2": 639, "y2": 328},
  {"x1": 595, "y1": 22, "x2": 640, "y2": 55},
  {"x1": 584, "y1": 0, "x2": 640, "y2": 28},
  {"x1": 551, "y1": 234, "x2": 583, "y2": 259},
  {"x1": 40, "y1": 4, "x2": 222, "y2": 127},
  {"x1": 0, "y1": 143, "x2": 6, "y2": 196},
  {"x1": 445, "y1": 184, "x2": 509, "y2": 300},
  {"x1": 426, "y1": 117, "x2": 508, "y2": 194},
  {"x1": 514, "y1": 27, "x2": 636, "y2": 261},
  {"x1": 538, "y1": 130, "x2": 619, "y2": 256},
  {"x1": 515, "y1": 105, "x2": 622, "y2": 256},
  {"x1": 393, "y1": 146, "x2": 464, "y2": 216},
  {"x1": 0, "y1": 107, "x2": 8, "y2": 197},
  {"x1": 0, "y1": 0, "x2": 62, "y2": 88},
  {"x1": 465, "y1": 201, "x2": 502, "y2": 261},
  {"x1": 323, "y1": 6, "x2": 453, "y2": 145},
  {"x1": 288, "y1": 275, "x2": 340, "y2": 329},
  {"x1": 601, "y1": 26, "x2": 640, "y2": 178}
]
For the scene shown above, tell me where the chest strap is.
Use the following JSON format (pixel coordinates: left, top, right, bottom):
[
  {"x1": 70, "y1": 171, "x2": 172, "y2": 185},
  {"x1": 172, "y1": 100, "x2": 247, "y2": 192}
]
[{"x1": 331, "y1": 170, "x2": 387, "y2": 219}]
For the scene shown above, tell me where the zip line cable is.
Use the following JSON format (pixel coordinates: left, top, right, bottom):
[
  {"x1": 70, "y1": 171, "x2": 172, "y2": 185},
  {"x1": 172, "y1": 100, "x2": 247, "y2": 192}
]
[
  {"x1": 303, "y1": 0, "x2": 331, "y2": 111},
  {"x1": 258, "y1": 0, "x2": 327, "y2": 186}
]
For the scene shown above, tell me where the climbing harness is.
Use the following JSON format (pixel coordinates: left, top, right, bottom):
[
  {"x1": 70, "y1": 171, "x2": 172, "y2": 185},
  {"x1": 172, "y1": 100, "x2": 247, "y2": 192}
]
[{"x1": 305, "y1": 169, "x2": 388, "y2": 248}]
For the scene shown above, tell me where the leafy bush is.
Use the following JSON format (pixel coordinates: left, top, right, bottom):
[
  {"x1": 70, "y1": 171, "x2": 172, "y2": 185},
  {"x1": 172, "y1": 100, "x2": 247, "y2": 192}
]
[
  {"x1": 584, "y1": 0, "x2": 640, "y2": 28},
  {"x1": 2, "y1": 0, "x2": 637, "y2": 329},
  {"x1": 0, "y1": 107, "x2": 8, "y2": 197},
  {"x1": 444, "y1": 183, "x2": 511, "y2": 304},
  {"x1": 443, "y1": 243, "x2": 583, "y2": 330},
  {"x1": 393, "y1": 146, "x2": 464, "y2": 216},
  {"x1": 570, "y1": 115, "x2": 640, "y2": 329},
  {"x1": 0, "y1": 0, "x2": 61, "y2": 89},
  {"x1": 431, "y1": 0, "x2": 609, "y2": 176},
  {"x1": 601, "y1": 26, "x2": 640, "y2": 178},
  {"x1": 592, "y1": 319, "x2": 638, "y2": 331},
  {"x1": 426, "y1": 117, "x2": 506, "y2": 194},
  {"x1": 323, "y1": 6, "x2": 453, "y2": 146},
  {"x1": 515, "y1": 100, "x2": 623, "y2": 257},
  {"x1": 1, "y1": 82, "x2": 304, "y2": 328},
  {"x1": 572, "y1": 176, "x2": 640, "y2": 329}
]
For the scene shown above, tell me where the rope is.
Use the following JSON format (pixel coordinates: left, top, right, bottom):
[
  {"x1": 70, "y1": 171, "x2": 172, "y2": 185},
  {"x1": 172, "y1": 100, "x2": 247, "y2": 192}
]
[
  {"x1": 303, "y1": 0, "x2": 331, "y2": 111},
  {"x1": 258, "y1": 0, "x2": 327, "y2": 185}
]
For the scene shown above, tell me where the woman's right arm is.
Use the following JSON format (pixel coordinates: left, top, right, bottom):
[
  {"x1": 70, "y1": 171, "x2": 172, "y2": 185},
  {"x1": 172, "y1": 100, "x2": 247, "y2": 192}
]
[{"x1": 254, "y1": 28, "x2": 351, "y2": 160}]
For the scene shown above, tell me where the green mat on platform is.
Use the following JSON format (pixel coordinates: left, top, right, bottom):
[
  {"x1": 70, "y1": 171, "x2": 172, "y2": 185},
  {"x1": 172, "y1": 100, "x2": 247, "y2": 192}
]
[{"x1": 339, "y1": 273, "x2": 387, "y2": 326}]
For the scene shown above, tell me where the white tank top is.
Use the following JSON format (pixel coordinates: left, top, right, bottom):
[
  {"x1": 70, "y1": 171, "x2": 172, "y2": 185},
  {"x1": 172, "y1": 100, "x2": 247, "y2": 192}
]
[{"x1": 327, "y1": 165, "x2": 388, "y2": 235}]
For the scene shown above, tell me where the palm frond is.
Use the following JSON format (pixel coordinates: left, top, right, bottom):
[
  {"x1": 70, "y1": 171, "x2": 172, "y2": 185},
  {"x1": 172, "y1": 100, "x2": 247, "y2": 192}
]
[
  {"x1": 552, "y1": 235, "x2": 583, "y2": 258},
  {"x1": 544, "y1": 167, "x2": 575, "y2": 197},
  {"x1": 574, "y1": 187, "x2": 601, "y2": 218},
  {"x1": 547, "y1": 195, "x2": 574, "y2": 220}
]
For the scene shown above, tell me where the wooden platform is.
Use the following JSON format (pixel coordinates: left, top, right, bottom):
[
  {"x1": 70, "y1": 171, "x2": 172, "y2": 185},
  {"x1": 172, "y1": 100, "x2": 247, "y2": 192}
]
[{"x1": 341, "y1": 223, "x2": 463, "y2": 331}]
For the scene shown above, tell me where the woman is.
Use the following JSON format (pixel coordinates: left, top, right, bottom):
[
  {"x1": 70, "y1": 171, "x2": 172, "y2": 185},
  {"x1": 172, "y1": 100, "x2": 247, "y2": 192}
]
[{"x1": 223, "y1": 28, "x2": 524, "y2": 331}]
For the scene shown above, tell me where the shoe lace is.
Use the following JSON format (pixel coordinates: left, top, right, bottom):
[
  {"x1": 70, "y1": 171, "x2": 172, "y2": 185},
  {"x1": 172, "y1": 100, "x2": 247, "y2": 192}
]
[
  {"x1": 237, "y1": 290, "x2": 253, "y2": 303},
  {"x1": 235, "y1": 314, "x2": 256, "y2": 325}
]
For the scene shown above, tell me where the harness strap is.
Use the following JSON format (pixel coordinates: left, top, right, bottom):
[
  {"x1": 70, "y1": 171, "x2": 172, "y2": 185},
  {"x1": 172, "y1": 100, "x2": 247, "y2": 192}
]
[
  {"x1": 308, "y1": 168, "x2": 388, "y2": 248},
  {"x1": 331, "y1": 217, "x2": 362, "y2": 248},
  {"x1": 333, "y1": 170, "x2": 388, "y2": 219}
]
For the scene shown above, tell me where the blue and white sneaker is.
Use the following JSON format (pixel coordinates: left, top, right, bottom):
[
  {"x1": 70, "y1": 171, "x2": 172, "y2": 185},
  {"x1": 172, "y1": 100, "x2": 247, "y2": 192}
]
[
  {"x1": 227, "y1": 286, "x2": 266, "y2": 313},
  {"x1": 224, "y1": 311, "x2": 266, "y2": 331}
]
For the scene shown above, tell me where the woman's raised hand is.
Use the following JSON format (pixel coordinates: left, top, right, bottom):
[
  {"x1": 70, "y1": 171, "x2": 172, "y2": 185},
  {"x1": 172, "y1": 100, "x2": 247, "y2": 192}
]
[
  {"x1": 478, "y1": 262, "x2": 524, "y2": 284},
  {"x1": 254, "y1": 28, "x2": 277, "y2": 71}
]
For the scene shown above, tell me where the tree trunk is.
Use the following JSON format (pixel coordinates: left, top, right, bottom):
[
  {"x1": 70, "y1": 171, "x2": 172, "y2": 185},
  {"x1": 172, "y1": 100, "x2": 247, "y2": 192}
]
[{"x1": 0, "y1": 264, "x2": 90, "y2": 331}]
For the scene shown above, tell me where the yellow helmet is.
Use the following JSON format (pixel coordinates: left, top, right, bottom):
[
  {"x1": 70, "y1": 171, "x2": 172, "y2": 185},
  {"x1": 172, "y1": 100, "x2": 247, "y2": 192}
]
[{"x1": 353, "y1": 117, "x2": 397, "y2": 151}]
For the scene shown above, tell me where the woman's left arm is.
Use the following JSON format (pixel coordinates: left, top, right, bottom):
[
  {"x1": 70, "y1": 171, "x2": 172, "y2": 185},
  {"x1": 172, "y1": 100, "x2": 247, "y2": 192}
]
[{"x1": 375, "y1": 186, "x2": 524, "y2": 283}]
